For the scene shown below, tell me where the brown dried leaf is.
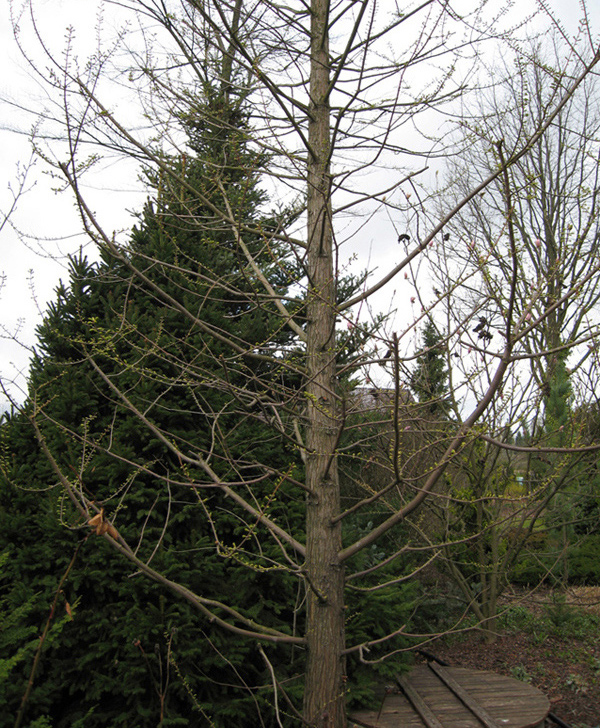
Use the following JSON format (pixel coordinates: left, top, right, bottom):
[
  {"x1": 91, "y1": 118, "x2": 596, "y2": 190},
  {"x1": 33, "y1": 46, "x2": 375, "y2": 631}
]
[
  {"x1": 87, "y1": 509, "x2": 104, "y2": 529},
  {"x1": 88, "y1": 508, "x2": 118, "y2": 539}
]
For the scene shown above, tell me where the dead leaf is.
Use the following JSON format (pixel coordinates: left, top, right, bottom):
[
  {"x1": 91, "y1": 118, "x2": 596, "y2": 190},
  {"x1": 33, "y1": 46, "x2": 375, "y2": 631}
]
[
  {"x1": 88, "y1": 508, "x2": 104, "y2": 533},
  {"x1": 88, "y1": 508, "x2": 118, "y2": 539}
]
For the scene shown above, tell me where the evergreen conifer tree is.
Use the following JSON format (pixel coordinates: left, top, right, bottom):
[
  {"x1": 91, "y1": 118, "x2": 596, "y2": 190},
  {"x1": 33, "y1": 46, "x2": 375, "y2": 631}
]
[
  {"x1": 0, "y1": 90, "x2": 305, "y2": 727},
  {"x1": 410, "y1": 318, "x2": 451, "y2": 418}
]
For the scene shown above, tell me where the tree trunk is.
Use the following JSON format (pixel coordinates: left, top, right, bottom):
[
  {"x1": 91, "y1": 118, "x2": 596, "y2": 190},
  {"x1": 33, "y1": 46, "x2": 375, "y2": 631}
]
[
  {"x1": 303, "y1": 0, "x2": 346, "y2": 725},
  {"x1": 483, "y1": 527, "x2": 500, "y2": 644}
]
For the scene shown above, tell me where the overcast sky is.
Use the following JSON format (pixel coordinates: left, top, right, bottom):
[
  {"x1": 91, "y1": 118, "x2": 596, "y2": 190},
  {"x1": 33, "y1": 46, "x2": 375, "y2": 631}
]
[
  {"x1": 0, "y1": 0, "x2": 145, "y2": 408},
  {"x1": 0, "y1": 0, "x2": 598, "y2": 410}
]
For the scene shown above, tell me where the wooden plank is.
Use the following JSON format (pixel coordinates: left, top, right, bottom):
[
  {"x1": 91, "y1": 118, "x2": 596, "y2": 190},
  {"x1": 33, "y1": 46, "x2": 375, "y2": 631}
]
[
  {"x1": 347, "y1": 716, "x2": 380, "y2": 728},
  {"x1": 349, "y1": 694, "x2": 431, "y2": 728},
  {"x1": 396, "y1": 674, "x2": 445, "y2": 728},
  {"x1": 349, "y1": 666, "x2": 550, "y2": 728},
  {"x1": 428, "y1": 663, "x2": 501, "y2": 728}
]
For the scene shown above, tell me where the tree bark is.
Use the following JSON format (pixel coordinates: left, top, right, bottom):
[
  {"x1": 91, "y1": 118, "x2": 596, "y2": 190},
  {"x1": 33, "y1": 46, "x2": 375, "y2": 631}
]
[{"x1": 303, "y1": 0, "x2": 346, "y2": 725}]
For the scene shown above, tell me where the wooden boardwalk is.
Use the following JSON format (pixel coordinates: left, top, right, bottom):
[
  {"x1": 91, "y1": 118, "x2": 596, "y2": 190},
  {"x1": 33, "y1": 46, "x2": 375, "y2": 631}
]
[{"x1": 349, "y1": 664, "x2": 550, "y2": 728}]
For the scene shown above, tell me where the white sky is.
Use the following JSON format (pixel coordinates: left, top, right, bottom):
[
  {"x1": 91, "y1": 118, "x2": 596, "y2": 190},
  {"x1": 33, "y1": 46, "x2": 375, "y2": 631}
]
[
  {"x1": 0, "y1": 0, "x2": 145, "y2": 407},
  {"x1": 0, "y1": 0, "x2": 598, "y2": 410}
]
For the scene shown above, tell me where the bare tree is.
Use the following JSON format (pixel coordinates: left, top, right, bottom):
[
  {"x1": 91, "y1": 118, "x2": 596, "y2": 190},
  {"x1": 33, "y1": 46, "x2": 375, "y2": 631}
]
[
  {"x1": 0, "y1": 151, "x2": 38, "y2": 407},
  {"x1": 440, "y1": 36, "x2": 600, "y2": 420},
  {"x1": 5, "y1": 1, "x2": 600, "y2": 725},
  {"x1": 409, "y1": 35, "x2": 600, "y2": 627}
]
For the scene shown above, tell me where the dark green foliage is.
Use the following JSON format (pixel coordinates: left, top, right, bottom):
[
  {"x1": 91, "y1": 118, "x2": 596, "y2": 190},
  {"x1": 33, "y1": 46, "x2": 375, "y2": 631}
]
[
  {"x1": 342, "y1": 519, "x2": 418, "y2": 708},
  {"x1": 0, "y1": 91, "x2": 306, "y2": 727},
  {"x1": 567, "y1": 534, "x2": 600, "y2": 583},
  {"x1": 410, "y1": 318, "x2": 450, "y2": 417},
  {"x1": 344, "y1": 581, "x2": 417, "y2": 708},
  {"x1": 0, "y1": 549, "x2": 43, "y2": 686},
  {"x1": 541, "y1": 354, "x2": 572, "y2": 447},
  {"x1": 0, "y1": 461, "x2": 298, "y2": 727},
  {"x1": 511, "y1": 530, "x2": 600, "y2": 586}
]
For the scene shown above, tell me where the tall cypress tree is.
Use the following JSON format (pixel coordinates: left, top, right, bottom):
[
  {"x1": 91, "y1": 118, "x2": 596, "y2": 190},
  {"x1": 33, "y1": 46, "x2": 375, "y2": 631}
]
[{"x1": 410, "y1": 318, "x2": 451, "y2": 417}]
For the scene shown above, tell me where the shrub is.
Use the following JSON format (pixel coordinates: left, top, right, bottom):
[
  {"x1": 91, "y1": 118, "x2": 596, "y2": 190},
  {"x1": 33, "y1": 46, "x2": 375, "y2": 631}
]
[{"x1": 567, "y1": 534, "x2": 600, "y2": 584}]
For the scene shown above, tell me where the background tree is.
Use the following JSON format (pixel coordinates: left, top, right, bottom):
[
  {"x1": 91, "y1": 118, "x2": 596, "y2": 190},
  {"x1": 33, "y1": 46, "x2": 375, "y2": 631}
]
[
  {"x1": 442, "y1": 38, "x2": 600, "y2": 434},
  {"x1": 3, "y1": 2, "x2": 600, "y2": 727},
  {"x1": 411, "y1": 36, "x2": 600, "y2": 634},
  {"x1": 410, "y1": 317, "x2": 452, "y2": 417}
]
